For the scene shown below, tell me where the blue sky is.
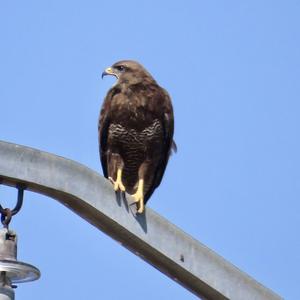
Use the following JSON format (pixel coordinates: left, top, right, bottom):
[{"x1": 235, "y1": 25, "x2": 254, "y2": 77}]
[{"x1": 0, "y1": 1, "x2": 299, "y2": 299}]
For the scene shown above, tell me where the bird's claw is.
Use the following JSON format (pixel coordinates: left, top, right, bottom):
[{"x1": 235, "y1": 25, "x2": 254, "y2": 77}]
[
  {"x1": 131, "y1": 186, "x2": 144, "y2": 214},
  {"x1": 109, "y1": 176, "x2": 126, "y2": 192}
]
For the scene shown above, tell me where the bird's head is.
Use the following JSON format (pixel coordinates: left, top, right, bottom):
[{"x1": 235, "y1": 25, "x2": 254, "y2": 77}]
[{"x1": 102, "y1": 60, "x2": 154, "y2": 85}]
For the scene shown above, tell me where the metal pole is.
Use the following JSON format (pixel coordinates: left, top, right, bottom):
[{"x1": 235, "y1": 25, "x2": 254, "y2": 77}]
[
  {"x1": 0, "y1": 140, "x2": 282, "y2": 300},
  {"x1": 0, "y1": 272, "x2": 14, "y2": 300}
]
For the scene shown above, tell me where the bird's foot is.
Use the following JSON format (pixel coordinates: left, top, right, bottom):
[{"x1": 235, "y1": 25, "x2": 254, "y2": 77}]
[
  {"x1": 109, "y1": 169, "x2": 126, "y2": 192},
  {"x1": 109, "y1": 177, "x2": 126, "y2": 192},
  {"x1": 131, "y1": 179, "x2": 144, "y2": 214}
]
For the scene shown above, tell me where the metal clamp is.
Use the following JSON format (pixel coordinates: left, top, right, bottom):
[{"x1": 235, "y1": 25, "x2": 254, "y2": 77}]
[{"x1": 0, "y1": 185, "x2": 25, "y2": 228}]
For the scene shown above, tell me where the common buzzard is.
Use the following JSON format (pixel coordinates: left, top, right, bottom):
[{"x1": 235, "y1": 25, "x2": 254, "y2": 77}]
[{"x1": 99, "y1": 60, "x2": 175, "y2": 213}]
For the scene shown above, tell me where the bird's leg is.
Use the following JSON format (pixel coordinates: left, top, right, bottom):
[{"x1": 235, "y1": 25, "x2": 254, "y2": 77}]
[
  {"x1": 131, "y1": 161, "x2": 149, "y2": 214},
  {"x1": 109, "y1": 168, "x2": 126, "y2": 192},
  {"x1": 108, "y1": 153, "x2": 126, "y2": 192},
  {"x1": 132, "y1": 179, "x2": 144, "y2": 213}
]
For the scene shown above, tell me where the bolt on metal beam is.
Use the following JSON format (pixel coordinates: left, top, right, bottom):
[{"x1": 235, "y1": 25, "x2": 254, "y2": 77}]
[{"x1": 0, "y1": 140, "x2": 282, "y2": 300}]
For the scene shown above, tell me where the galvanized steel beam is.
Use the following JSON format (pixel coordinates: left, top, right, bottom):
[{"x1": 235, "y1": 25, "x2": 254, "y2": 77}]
[{"x1": 0, "y1": 140, "x2": 282, "y2": 300}]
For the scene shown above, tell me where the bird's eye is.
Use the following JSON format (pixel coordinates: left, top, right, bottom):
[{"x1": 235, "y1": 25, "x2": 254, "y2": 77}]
[{"x1": 116, "y1": 65, "x2": 125, "y2": 72}]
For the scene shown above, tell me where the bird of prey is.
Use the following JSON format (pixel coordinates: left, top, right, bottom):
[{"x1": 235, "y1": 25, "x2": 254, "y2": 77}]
[{"x1": 99, "y1": 60, "x2": 175, "y2": 213}]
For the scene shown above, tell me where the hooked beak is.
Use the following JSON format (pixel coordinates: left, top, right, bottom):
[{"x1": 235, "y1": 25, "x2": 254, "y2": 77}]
[{"x1": 101, "y1": 67, "x2": 117, "y2": 79}]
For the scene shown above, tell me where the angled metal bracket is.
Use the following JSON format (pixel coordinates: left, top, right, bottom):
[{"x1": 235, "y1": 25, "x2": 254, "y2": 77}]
[{"x1": 0, "y1": 140, "x2": 282, "y2": 300}]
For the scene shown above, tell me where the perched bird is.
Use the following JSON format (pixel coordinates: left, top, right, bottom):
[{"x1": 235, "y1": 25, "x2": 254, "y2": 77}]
[{"x1": 99, "y1": 60, "x2": 175, "y2": 213}]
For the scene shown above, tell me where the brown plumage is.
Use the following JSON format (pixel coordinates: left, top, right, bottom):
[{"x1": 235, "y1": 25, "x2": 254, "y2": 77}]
[{"x1": 98, "y1": 60, "x2": 175, "y2": 213}]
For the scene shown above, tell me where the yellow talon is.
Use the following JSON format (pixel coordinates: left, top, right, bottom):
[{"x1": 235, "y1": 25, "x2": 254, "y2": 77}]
[
  {"x1": 109, "y1": 168, "x2": 126, "y2": 192},
  {"x1": 131, "y1": 179, "x2": 144, "y2": 214}
]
